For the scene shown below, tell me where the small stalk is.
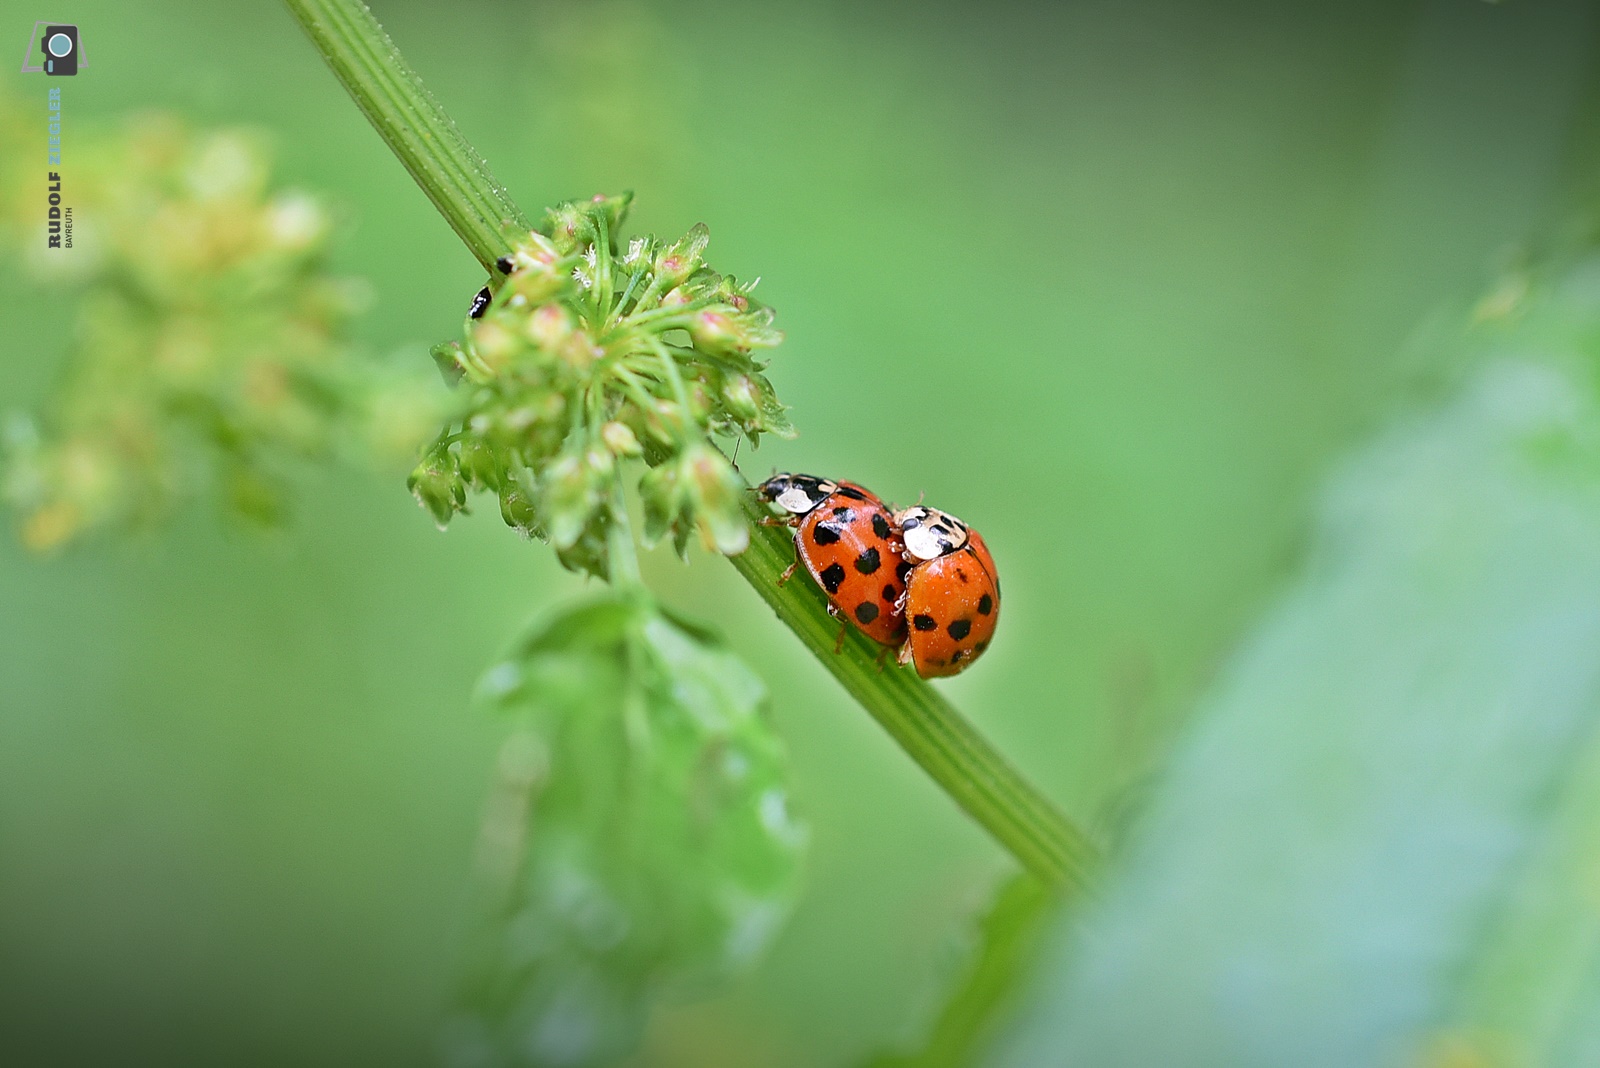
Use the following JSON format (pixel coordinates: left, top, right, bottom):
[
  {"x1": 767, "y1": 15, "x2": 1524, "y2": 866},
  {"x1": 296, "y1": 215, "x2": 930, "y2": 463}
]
[
  {"x1": 606, "y1": 478, "x2": 643, "y2": 588},
  {"x1": 282, "y1": 0, "x2": 530, "y2": 272},
  {"x1": 283, "y1": 0, "x2": 1099, "y2": 891}
]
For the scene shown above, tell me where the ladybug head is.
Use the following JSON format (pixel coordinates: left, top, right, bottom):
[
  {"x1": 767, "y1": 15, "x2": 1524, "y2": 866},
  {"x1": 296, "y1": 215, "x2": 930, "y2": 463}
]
[
  {"x1": 895, "y1": 505, "x2": 969, "y2": 561},
  {"x1": 757, "y1": 472, "x2": 838, "y2": 515}
]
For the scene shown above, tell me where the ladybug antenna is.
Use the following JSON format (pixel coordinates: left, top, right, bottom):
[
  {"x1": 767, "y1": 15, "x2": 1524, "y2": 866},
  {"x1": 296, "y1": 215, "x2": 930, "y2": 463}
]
[{"x1": 731, "y1": 436, "x2": 743, "y2": 470}]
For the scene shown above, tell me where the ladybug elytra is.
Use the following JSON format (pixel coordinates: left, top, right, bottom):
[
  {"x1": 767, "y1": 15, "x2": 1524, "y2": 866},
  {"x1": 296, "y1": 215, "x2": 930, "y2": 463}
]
[
  {"x1": 893, "y1": 505, "x2": 1000, "y2": 678},
  {"x1": 757, "y1": 473, "x2": 911, "y2": 649}
]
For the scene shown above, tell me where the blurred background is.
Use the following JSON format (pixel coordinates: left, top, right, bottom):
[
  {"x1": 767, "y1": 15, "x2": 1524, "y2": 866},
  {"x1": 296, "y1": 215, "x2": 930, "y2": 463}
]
[{"x1": 4, "y1": 1, "x2": 1599, "y2": 1065}]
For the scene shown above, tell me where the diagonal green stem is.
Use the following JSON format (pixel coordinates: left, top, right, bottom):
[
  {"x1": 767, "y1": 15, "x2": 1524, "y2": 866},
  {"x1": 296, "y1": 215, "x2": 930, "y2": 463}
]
[
  {"x1": 283, "y1": 0, "x2": 530, "y2": 272},
  {"x1": 730, "y1": 499, "x2": 1098, "y2": 889},
  {"x1": 283, "y1": 0, "x2": 1099, "y2": 891}
]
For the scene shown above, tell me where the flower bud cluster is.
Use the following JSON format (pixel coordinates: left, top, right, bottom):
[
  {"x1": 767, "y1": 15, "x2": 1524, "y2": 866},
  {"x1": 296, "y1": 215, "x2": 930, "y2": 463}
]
[
  {"x1": 412, "y1": 193, "x2": 792, "y2": 576},
  {"x1": 0, "y1": 97, "x2": 398, "y2": 552}
]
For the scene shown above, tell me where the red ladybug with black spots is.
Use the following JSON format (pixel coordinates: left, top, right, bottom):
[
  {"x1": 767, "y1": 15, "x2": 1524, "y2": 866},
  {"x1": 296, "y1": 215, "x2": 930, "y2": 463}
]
[
  {"x1": 893, "y1": 505, "x2": 1000, "y2": 678},
  {"x1": 757, "y1": 473, "x2": 911, "y2": 649}
]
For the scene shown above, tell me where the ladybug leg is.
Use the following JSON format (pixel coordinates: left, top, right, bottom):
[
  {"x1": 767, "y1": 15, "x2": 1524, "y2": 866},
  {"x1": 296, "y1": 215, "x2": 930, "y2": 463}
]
[
  {"x1": 757, "y1": 515, "x2": 797, "y2": 528},
  {"x1": 874, "y1": 646, "x2": 891, "y2": 672},
  {"x1": 824, "y1": 604, "x2": 848, "y2": 654},
  {"x1": 776, "y1": 560, "x2": 798, "y2": 587},
  {"x1": 896, "y1": 639, "x2": 914, "y2": 668}
]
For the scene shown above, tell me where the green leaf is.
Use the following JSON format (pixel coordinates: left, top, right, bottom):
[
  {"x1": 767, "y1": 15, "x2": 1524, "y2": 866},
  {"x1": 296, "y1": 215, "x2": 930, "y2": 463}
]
[
  {"x1": 992, "y1": 340, "x2": 1600, "y2": 1062},
  {"x1": 449, "y1": 591, "x2": 803, "y2": 1068}
]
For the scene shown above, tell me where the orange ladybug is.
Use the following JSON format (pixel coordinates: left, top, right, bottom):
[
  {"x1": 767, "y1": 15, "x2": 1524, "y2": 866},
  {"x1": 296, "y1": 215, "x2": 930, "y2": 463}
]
[
  {"x1": 893, "y1": 505, "x2": 999, "y2": 677},
  {"x1": 757, "y1": 473, "x2": 910, "y2": 648}
]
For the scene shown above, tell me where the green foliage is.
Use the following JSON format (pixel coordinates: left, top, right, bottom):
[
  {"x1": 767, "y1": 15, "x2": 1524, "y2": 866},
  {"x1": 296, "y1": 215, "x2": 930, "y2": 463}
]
[
  {"x1": 0, "y1": 94, "x2": 437, "y2": 550},
  {"x1": 988, "y1": 261, "x2": 1600, "y2": 1067},
  {"x1": 451, "y1": 591, "x2": 803, "y2": 1068},
  {"x1": 414, "y1": 193, "x2": 791, "y2": 577}
]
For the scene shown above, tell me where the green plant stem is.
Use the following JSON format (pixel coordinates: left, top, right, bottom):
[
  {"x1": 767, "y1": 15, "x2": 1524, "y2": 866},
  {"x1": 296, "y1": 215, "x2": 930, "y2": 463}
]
[
  {"x1": 282, "y1": 0, "x2": 530, "y2": 273},
  {"x1": 729, "y1": 499, "x2": 1097, "y2": 889},
  {"x1": 606, "y1": 479, "x2": 643, "y2": 588},
  {"x1": 283, "y1": 0, "x2": 1099, "y2": 892}
]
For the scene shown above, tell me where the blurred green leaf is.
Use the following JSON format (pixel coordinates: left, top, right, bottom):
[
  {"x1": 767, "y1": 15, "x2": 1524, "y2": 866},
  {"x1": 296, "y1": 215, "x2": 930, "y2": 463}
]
[
  {"x1": 861, "y1": 873, "x2": 1059, "y2": 1068},
  {"x1": 990, "y1": 269, "x2": 1600, "y2": 1066},
  {"x1": 448, "y1": 591, "x2": 804, "y2": 1068}
]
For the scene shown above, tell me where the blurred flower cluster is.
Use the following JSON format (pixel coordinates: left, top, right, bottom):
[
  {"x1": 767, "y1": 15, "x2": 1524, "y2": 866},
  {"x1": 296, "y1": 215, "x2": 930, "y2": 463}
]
[
  {"x1": 0, "y1": 91, "x2": 437, "y2": 551},
  {"x1": 417, "y1": 193, "x2": 791, "y2": 578}
]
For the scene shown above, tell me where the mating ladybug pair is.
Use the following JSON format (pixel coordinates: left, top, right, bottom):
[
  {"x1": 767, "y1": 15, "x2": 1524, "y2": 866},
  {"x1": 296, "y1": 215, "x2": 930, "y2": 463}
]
[{"x1": 757, "y1": 473, "x2": 1000, "y2": 678}]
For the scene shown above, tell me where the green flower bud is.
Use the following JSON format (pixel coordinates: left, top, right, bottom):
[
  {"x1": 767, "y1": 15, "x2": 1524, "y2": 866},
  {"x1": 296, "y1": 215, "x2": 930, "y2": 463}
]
[
  {"x1": 687, "y1": 379, "x2": 714, "y2": 423},
  {"x1": 430, "y1": 340, "x2": 467, "y2": 386},
  {"x1": 685, "y1": 444, "x2": 748, "y2": 555},
  {"x1": 688, "y1": 310, "x2": 746, "y2": 357},
  {"x1": 506, "y1": 263, "x2": 569, "y2": 306},
  {"x1": 505, "y1": 230, "x2": 562, "y2": 271},
  {"x1": 459, "y1": 438, "x2": 503, "y2": 492},
  {"x1": 471, "y1": 319, "x2": 520, "y2": 371},
  {"x1": 526, "y1": 303, "x2": 574, "y2": 351},
  {"x1": 586, "y1": 446, "x2": 615, "y2": 478},
  {"x1": 408, "y1": 458, "x2": 467, "y2": 530},
  {"x1": 498, "y1": 473, "x2": 544, "y2": 540},
  {"x1": 543, "y1": 192, "x2": 633, "y2": 254},
  {"x1": 600, "y1": 421, "x2": 642, "y2": 458},
  {"x1": 651, "y1": 223, "x2": 710, "y2": 289},
  {"x1": 553, "y1": 508, "x2": 612, "y2": 579},
  {"x1": 635, "y1": 445, "x2": 748, "y2": 557},
  {"x1": 721, "y1": 374, "x2": 761, "y2": 423},
  {"x1": 644, "y1": 399, "x2": 687, "y2": 445},
  {"x1": 540, "y1": 451, "x2": 602, "y2": 551},
  {"x1": 557, "y1": 331, "x2": 603, "y2": 376},
  {"x1": 638, "y1": 456, "x2": 687, "y2": 550}
]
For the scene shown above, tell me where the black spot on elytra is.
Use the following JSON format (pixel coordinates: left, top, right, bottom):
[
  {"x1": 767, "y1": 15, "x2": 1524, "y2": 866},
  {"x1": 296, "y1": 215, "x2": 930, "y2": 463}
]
[
  {"x1": 977, "y1": 594, "x2": 993, "y2": 616},
  {"x1": 896, "y1": 560, "x2": 913, "y2": 583},
  {"x1": 947, "y1": 619, "x2": 972, "y2": 641},
  {"x1": 836, "y1": 485, "x2": 868, "y2": 501},
  {"x1": 950, "y1": 649, "x2": 965, "y2": 665},
  {"x1": 855, "y1": 602, "x2": 879, "y2": 624},
  {"x1": 872, "y1": 513, "x2": 891, "y2": 539},
  {"x1": 854, "y1": 547, "x2": 881, "y2": 574},
  {"x1": 975, "y1": 641, "x2": 989, "y2": 653},
  {"x1": 956, "y1": 569, "x2": 969, "y2": 584},
  {"x1": 812, "y1": 524, "x2": 842, "y2": 546},
  {"x1": 819, "y1": 563, "x2": 846, "y2": 593},
  {"x1": 913, "y1": 614, "x2": 937, "y2": 631},
  {"x1": 831, "y1": 505, "x2": 853, "y2": 519},
  {"x1": 882, "y1": 584, "x2": 898, "y2": 602}
]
